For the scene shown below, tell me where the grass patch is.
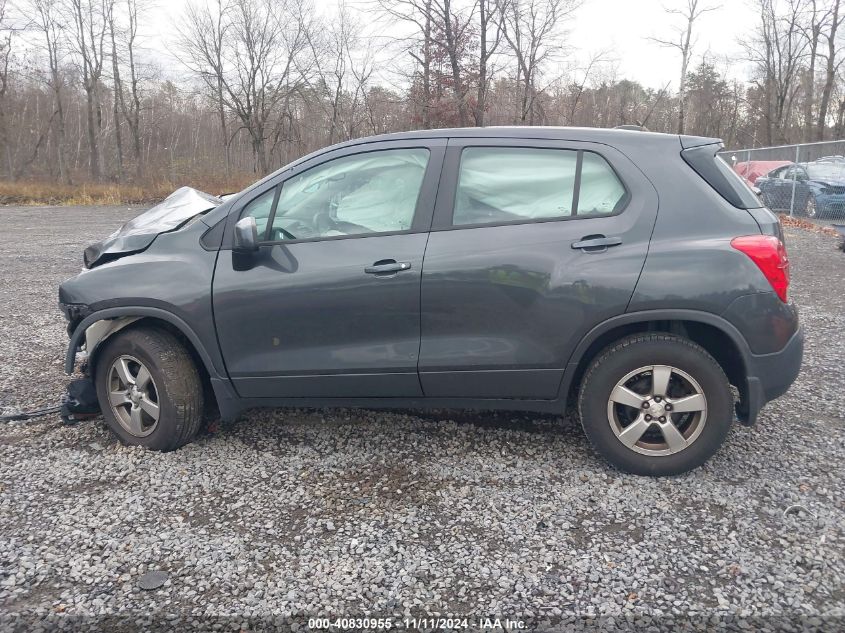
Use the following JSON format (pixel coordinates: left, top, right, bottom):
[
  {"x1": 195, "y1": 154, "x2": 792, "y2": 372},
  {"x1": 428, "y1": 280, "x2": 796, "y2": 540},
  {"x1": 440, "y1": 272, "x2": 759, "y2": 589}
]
[{"x1": 0, "y1": 175, "x2": 255, "y2": 206}]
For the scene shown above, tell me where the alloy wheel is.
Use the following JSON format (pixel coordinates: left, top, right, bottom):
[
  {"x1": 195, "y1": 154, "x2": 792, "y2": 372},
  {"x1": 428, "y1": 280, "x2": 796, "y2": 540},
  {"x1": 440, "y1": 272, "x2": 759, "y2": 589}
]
[
  {"x1": 804, "y1": 196, "x2": 818, "y2": 218},
  {"x1": 606, "y1": 365, "x2": 708, "y2": 456},
  {"x1": 106, "y1": 355, "x2": 160, "y2": 437}
]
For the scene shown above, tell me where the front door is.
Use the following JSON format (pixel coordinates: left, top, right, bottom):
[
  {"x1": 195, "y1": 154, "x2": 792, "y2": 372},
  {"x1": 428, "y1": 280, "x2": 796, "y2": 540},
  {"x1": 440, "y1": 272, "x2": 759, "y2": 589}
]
[
  {"x1": 213, "y1": 141, "x2": 444, "y2": 398},
  {"x1": 418, "y1": 138, "x2": 659, "y2": 399}
]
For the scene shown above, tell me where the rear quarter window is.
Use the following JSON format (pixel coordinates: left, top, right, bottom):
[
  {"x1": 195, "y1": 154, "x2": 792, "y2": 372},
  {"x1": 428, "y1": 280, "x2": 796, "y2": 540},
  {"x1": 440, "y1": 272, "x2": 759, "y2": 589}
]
[
  {"x1": 578, "y1": 152, "x2": 628, "y2": 215},
  {"x1": 682, "y1": 144, "x2": 763, "y2": 209}
]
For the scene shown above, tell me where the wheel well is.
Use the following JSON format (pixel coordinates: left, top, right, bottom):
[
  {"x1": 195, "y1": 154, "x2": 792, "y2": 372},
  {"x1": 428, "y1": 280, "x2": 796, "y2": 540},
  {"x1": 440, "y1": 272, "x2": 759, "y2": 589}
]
[
  {"x1": 569, "y1": 320, "x2": 746, "y2": 398},
  {"x1": 88, "y1": 317, "x2": 214, "y2": 408}
]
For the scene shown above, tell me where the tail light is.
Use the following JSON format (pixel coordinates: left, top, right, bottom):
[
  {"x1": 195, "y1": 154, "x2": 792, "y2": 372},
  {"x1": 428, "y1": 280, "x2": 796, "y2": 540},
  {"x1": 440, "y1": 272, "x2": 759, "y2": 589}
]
[{"x1": 731, "y1": 235, "x2": 790, "y2": 302}]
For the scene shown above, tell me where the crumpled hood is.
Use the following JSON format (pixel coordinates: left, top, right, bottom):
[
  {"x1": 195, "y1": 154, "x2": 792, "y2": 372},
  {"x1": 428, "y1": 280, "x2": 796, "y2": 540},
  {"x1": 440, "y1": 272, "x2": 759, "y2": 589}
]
[{"x1": 84, "y1": 187, "x2": 222, "y2": 268}]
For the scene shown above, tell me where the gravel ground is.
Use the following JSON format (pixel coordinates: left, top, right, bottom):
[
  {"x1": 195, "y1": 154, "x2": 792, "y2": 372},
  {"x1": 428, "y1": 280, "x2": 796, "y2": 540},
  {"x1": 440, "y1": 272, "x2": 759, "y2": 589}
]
[{"x1": 0, "y1": 205, "x2": 843, "y2": 631}]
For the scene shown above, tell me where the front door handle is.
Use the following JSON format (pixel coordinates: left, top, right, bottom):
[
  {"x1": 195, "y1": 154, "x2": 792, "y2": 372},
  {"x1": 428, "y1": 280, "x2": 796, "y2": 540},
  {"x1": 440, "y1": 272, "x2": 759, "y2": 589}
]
[
  {"x1": 571, "y1": 235, "x2": 622, "y2": 252},
  {"x1": 364, "y1": 260, "x2": 412, "y2": 275}
]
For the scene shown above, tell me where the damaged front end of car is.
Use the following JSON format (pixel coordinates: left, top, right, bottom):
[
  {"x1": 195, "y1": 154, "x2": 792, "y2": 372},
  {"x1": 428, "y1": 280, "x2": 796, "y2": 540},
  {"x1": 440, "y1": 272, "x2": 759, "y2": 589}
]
[
  {"x1": 59, "y1": 186, "x2": 227, "y2": 393},
  {"x1": 83, "y1": 186, "x2": 223, "y2": 269}
]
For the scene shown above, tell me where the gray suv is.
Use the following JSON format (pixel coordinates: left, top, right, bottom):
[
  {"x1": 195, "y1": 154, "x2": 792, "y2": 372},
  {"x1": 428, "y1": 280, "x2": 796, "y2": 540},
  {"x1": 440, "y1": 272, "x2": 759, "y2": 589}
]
[{"x1": 58, "y1": 127, "x2": 803, "y2": 475}]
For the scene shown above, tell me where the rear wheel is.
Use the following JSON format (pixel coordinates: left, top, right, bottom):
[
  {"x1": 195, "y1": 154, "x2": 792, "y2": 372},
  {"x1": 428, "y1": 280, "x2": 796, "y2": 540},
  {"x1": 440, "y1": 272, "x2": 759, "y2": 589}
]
[
  {"x1": 95, "y1": 326, "x2": 204, "y2": 451},
  {"x1": 578, "y1": 334, "x2": 733, "y2": 476}
]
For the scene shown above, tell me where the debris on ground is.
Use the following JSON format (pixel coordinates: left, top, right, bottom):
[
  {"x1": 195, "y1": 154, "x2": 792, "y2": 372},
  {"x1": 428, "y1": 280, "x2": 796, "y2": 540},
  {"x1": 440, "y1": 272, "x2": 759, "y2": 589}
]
[
  {"x1": 138, "y1": 571, "x2": 169, "y2": 591},
  {"x1": 832, "y1": 224, "x2": 845, "y2": 251},
  {"x1": 778, "y1": 213, "x2": 840, "y2": 237}
]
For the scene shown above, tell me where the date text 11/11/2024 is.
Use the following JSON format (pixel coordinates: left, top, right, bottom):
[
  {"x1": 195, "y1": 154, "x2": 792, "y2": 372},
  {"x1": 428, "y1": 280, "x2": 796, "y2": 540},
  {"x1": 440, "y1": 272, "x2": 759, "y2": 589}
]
[{"x1": 307, "y1": 617, "x2": 528, "y2": 630}]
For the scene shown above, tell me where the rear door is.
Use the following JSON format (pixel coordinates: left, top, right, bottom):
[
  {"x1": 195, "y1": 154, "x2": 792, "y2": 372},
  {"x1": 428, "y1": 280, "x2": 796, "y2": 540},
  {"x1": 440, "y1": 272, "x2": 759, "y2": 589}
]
[{"x1": 418, "y1": 138, "x2": 658, "y2": 399}]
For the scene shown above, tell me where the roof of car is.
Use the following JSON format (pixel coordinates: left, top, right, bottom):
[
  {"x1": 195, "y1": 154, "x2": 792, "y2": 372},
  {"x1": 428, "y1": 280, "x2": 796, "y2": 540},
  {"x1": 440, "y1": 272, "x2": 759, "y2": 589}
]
[
  {"x1": 326, "y1": 125, "x2": 716, "y2": 146},
  {"x1": 281, "y1": 126, "x2": 719, "y2": 171},
  {"x1": 243, "y1": 126, "x2": 722, "y2": 199}
]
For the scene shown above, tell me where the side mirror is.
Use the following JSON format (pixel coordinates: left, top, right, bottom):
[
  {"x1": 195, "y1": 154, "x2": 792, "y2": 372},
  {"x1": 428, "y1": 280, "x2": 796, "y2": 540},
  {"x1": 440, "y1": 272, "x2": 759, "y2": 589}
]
[{"x1": 233, "y1": 216, "x2": 259, "y2": 253}]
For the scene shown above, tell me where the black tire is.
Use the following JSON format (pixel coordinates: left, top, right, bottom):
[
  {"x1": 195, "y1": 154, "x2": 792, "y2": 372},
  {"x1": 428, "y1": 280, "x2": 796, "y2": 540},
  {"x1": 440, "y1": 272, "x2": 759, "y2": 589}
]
[
  {"x1": 578, "y1": 334, "x2": 733, "y2": 476},
  {"x1": 95, "y1": 326, "x2": 204, "y2": 451}
]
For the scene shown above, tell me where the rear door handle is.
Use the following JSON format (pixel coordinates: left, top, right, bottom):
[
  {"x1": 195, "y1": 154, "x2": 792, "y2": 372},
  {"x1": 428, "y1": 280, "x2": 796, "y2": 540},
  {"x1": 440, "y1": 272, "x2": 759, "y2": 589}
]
[
  {"x1": 364, "y1": 260, "x2": 412, "y2": 275},
  {"x1": 571, "y1": 236, "x2": 622, "y2": 251}
]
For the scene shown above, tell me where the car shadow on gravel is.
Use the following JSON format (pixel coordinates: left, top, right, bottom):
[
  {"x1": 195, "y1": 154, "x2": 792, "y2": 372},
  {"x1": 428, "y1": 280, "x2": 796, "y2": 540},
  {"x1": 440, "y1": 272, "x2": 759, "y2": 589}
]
[{"x1": 219, "y1": 406, "x2": 586, "y2": 455}]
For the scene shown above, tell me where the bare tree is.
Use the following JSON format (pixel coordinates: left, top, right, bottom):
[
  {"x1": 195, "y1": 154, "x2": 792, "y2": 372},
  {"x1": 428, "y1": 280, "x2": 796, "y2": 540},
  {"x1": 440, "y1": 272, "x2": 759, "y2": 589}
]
[
  {"x1": 109, "y1": 4, "x2": 125, "y2": 179},
  {"x1": 567, "y1": 49, "x2": 611, "y2": 125},
  {"x1": 345, "y1": 29, "x2": 378, "y2": 139},
  {"x1": 746, "y1": 0, "x2": 810, "y2": 145},
  {"x1": 180, "y1": 0, "x2": 232, "y2": 175},
  {"x1": 800, "y1": 0, "x2": 825, "y2": 141},
  {"x1": 0, "y1": 0, "x2": 14, "y2": 177},
  {"x1": 120, "y1": 0, "x2": 145, "y2": 178},
  {"x1": 67, "y1": 0, "x2": 113, "y2": 181},
  {"x1": 107, "y1": 0, "x2": 146, "y2": 180},
  {"x1": 474, "y1": 0, "x2": 503, "y2": 126},
  {"x1": 376, "y1": 0, "x2": 468, "y2": 126},
  {"x1": 181, "y1": 0, "x2": 310, "y2": 173},
  {"x1": 650, "y1": 0, "x2": 720, "y2": 134},
  {"x1": 30, "y1": 0, "x2": 72, "y2": 183},
  {"x1": 497, "y1": 0, "x2": 580, "y2": 124},
  {"x1": 305, "y1": 2, "x2": 375, "y2": 144},
  {"x1": 232, "y1": 0, "x2": 311, "y2": 172},
  {"x1": 413, "y1": 0, "x2": 433, "y2": 128},
  {"x1": 816, "y1": 0, "x2": 843, "y2": 139},
  {"x1": 438, "y1": 0, "x2": 473, "y2": 124}
]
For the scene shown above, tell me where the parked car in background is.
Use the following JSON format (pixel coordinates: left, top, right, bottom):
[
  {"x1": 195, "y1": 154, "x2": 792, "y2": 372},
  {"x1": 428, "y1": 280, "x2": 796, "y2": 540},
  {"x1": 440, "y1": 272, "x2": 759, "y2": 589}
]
[
  {"x1": 58, "y1": 128, "x2": 802, "y2": 476},
  {"x1": 756, "y1": 161, "x2": 845, "y2": 218},
  {"x1": 732, "y1": 160, "x2": 791, "y2": 187},
  {"x1": 814, "y1": 155, "x2": 845, "y2": 164}
]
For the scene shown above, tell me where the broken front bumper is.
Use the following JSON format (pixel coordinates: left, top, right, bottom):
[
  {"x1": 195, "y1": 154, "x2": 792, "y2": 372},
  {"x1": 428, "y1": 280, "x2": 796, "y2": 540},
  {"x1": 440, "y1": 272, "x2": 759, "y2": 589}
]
[{"x1": 62, "y1": 312, "x2": 142, "y2": 375}]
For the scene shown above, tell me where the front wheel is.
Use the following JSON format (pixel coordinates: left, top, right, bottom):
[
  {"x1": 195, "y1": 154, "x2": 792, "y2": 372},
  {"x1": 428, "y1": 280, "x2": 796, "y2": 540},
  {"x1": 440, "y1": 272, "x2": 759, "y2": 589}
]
[
  {"x1": 578, "y1": 334, "x2": 733, "y2": 476},
  {"x1": 95, "y1": 326, "x2": 204, "y2": 451}
]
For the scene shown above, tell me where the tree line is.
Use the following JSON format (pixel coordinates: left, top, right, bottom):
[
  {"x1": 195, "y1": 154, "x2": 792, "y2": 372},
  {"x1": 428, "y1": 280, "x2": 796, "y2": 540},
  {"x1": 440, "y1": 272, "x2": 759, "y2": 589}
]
[{"x1": 0, "y1": 0, "x2": 844, "y2": 187}]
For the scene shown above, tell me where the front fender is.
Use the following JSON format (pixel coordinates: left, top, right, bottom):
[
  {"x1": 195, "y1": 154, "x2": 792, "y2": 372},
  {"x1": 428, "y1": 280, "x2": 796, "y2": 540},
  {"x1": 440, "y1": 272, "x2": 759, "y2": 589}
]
[{"x1": 65, "y1": 306, "x2": 226, "y2": 380}]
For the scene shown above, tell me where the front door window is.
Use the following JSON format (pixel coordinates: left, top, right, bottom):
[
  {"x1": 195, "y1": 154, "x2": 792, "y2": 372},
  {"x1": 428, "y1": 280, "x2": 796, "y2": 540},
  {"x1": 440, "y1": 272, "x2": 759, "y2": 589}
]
[{"x1": 266, "y1": 148, "x2": 430, "y2": 241}]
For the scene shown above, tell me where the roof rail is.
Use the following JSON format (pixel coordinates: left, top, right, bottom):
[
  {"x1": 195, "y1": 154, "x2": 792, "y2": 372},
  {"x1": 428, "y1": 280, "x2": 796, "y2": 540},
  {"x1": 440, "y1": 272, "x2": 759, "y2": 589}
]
[{"x1": 614, "y1": 124, "x2": 649, "y2": 131}]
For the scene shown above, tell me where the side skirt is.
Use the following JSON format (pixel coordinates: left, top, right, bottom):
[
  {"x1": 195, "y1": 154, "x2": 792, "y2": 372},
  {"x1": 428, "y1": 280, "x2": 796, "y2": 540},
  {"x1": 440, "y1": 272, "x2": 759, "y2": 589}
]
[{"x1": 210, "y1": 378, "x2": 567, "y2": 421}]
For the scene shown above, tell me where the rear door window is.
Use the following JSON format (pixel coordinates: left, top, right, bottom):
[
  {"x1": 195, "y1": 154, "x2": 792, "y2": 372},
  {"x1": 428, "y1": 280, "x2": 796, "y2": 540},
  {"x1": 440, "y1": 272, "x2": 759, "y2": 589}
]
[{"x1": 452, "y1": 147, "x2": 626, "y2": 226}]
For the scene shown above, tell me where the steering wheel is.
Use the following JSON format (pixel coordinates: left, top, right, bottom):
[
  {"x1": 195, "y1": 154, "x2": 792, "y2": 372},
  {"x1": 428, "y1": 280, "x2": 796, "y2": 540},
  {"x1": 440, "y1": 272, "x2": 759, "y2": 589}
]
[{"x1": 271, "y1": 214, "x2": 326, "y2": 241}]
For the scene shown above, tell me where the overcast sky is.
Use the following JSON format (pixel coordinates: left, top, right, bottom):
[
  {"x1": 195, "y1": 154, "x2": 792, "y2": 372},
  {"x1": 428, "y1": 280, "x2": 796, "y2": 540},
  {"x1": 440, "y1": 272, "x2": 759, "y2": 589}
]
[
  {"x1": 148, "y1": 0, "x2": 759, "y2": 91},
  {"x1": 567, "y1": 0, "x2": 758, "y2": 87}
]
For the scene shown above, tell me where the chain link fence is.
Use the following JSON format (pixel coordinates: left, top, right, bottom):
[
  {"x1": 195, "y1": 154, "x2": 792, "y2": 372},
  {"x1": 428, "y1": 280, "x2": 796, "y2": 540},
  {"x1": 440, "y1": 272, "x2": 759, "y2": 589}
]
[{"x1": 720, "y1": 140, "x2": 845, "y2": 223}]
